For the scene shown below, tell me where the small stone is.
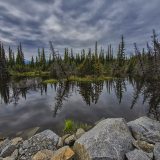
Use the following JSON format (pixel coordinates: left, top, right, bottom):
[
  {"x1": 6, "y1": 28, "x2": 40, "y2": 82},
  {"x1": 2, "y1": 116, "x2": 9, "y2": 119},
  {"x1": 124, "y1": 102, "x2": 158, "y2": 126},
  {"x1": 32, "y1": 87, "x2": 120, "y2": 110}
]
[
  {"x1": 62, "y1": 134, "x2": 71, "y2": 142},
  {"x1": 75, "y1": 128, "x2": 85, "y2": 139},
  {"x1": 57, "y1": 137, "x2": 63, "y2": 148},
  {"x1": 32, "y1": 149, "x2": 54, "y2": 160},
  {"x1": 11, "y1": 149, "x2": 18, "y2": 159},
  {"x1": 154, "y1": 143, "x2": 160, "y2": 160},
  {"x1": 0, "y1": 134, "x2": 5, "y2": 142},
  {"x1": 64, "y1": 135, "x2": 76, "y2": 146},
  {"x1": 11, "y1": 137, "x2": 23, "y2": 146},
  {"x1": 51, "y1": 146, "x2": 75, "y2": 160},
  {"x1": 2, "y1": 157, "x2": 14, "y2": 160},
  {"x1": 133, "y1": 140, "x2": 154, "y2": 153},
  {"x1": 126, "y1": 149, "x2": 153, "y2": 160}
]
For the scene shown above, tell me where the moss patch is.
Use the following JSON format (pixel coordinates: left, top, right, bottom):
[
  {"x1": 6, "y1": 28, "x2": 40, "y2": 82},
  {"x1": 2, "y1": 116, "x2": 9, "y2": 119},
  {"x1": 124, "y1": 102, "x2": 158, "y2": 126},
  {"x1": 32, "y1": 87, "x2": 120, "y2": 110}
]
[
  {"x1": 10, "y1": 71, "x2": 49, "y2": 77},
  {"x1": 43, "y1": 79, "x2": 58, "y2": 84}
]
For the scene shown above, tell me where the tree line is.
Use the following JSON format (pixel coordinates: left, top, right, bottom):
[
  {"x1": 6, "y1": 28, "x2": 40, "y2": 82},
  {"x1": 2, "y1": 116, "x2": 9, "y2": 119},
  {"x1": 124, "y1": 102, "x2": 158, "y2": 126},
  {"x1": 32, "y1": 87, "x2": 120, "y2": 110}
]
[{"x1": 0, "y1": 30, "x2": 160, "y2": 80}]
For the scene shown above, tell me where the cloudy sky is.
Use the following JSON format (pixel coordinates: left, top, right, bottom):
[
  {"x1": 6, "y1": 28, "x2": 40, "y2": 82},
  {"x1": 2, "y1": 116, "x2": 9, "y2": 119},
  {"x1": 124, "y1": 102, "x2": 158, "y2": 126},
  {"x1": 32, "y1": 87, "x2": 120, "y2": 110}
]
[{"x1": 0, "y1": 0, "x2": 160, "y2": 58}]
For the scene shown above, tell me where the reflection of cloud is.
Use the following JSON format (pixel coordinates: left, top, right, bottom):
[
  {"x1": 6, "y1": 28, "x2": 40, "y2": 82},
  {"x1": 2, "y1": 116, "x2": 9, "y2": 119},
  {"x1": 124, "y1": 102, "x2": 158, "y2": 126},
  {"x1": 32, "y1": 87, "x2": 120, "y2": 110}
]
[{"x1": 0, "y1": 0, "x2": 160, "y2": 58}]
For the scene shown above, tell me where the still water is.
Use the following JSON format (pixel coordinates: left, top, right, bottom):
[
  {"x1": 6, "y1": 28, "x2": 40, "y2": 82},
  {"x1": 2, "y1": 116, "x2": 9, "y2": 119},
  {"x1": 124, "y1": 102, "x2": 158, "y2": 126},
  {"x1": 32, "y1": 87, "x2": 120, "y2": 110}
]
[{"x1": 0, "y1": 78, "x2": 160, "y2": 137}]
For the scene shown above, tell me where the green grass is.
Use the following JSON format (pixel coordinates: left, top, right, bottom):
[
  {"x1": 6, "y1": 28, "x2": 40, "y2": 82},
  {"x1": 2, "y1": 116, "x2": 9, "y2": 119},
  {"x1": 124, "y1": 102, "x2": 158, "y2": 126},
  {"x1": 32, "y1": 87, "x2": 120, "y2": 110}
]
[
  {"x1": 42, "y1": 76, "x2": 115, "y2": 84},
  {"x1": 10, "y1": 71, "x2": 49, "y2": 77},
  {"x1": 68, "y1": 76, "x2": 114, "y2": 82},
  {"x1": 42, "y1": 79, "x2": 58, "y2": 84},
  {"x1": 63, "y1": 119, "x2": 92, "y2": 134}
]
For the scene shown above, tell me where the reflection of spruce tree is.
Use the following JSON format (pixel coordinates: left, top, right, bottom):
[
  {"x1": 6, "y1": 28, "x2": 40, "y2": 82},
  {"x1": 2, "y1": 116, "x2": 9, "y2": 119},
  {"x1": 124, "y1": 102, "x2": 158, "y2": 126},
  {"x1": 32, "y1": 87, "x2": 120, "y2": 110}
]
[
  {"x1": 0, "y1": 80, "x2": 9, "y2": 104},
  {"x1": 40, "y1": 84, "x2": 47, "y2": 95},
  {"x1": 78, "y1": 82, "x2": 104, "y2": 105},
  {"x1": 130, "y1": 78, "x2": 144, "y2": 109},
  {"x1": 144, "y1": 80, "x2": 160, "y2": 121},
  {"x1": 10, "y1": 87, "x2": 27, "y2": 104},
  {"x1": 53, "y1": 82, "x2": 71, "y2": 117},
  {"x1": 114, "y1": 79, "x2": 126, "y2": 104},
  {"x1": 131, "y1": 79, "x2": 160, "y2": 121},
  {"x1": 105, "y1": 79, "x2": 114, "y2": 94}
]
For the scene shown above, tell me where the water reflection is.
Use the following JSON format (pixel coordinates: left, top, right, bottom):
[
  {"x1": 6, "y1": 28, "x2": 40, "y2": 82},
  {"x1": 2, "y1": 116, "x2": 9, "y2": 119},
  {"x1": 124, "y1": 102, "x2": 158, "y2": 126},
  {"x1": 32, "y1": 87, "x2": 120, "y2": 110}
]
[
  {"x1": 114, "y1": 79, "x2": 126, "y2": 104},
  {"x1": 0, "y1": 77, "x2": 160, "y2": 122},
  {"x1": 130, "y1": 78, "x2": 160, "y2": 121},
  {"x1": 0, "y1": 80, "x2": 10, "y2": 104},
  {"x1": 53, "y1": 81, "x2": 73, "y2": 117},
  {"x1": 0, "y1": 78, "x2": 43, "y2": 105},
  {"x1": 78, "y1": 82, "x2": 104, "y2": 105}
]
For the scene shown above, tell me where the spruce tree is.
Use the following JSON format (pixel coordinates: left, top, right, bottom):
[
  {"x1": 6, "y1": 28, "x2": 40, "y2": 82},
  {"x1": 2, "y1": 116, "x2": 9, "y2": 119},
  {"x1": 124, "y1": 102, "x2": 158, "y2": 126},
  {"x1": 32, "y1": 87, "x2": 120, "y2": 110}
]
[{"x1": 0, "y1": 42, "x2": 9, "y2": 79}]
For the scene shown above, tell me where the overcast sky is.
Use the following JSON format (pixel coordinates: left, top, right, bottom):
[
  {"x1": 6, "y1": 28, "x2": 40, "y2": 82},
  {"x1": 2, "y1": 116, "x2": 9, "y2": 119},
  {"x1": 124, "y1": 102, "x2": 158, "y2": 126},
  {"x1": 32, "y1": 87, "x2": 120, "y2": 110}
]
[{"x1": 0, "y1": 0, "x2": 160, "y2": 58}]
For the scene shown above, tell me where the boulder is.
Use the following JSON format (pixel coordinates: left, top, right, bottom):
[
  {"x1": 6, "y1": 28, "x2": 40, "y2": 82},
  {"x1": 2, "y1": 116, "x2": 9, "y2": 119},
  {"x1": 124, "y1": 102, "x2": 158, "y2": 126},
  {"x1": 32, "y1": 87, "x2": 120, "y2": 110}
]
[
  {"x1": 132, "y1": 140, "x2": 154, "y2": 153},
  {"x1": 74, "y1": 118, "x2": 133, "y2": 160},
  {"x1": 154, "y1": 143, "x2": 160, "y2": 160},
  {"x1": 32, "y1": 149, "x2": 54, "y2": 160},
  {"x1": 18, "y1": 130, "x2": 59, "y2": 160},
  {"x1": 51, "y1": 146, "x2": 75, "y2": 160},
  {"x1": 128, "y1": 116, "x2": 160, "y2": 144},
  {"x1": 126, "y1": 149, "x2": 153, "y2": 160},
  {"x1": 0, "y1": 137, "x2": 22, "y2": 158},
  {"x1": 75, "y1": 128, "x2": 85, "y2": 139}
]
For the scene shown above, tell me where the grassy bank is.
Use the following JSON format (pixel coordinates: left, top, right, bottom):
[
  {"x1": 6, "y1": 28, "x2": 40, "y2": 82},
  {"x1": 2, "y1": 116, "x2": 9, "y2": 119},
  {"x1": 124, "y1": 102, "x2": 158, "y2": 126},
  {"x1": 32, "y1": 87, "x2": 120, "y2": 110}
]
[
  {"x1": 43, "y1": 79, "x2": 58, "y2": 84},
  {"x1": 10, "y1": 71, "x2": 50, "y2": 78},
  {"x1": 68, "y1": 76, "x2": 114, "y2": 82},
  {"x1": 43, "y1": 76, "x2": 114, "y2": 84}
]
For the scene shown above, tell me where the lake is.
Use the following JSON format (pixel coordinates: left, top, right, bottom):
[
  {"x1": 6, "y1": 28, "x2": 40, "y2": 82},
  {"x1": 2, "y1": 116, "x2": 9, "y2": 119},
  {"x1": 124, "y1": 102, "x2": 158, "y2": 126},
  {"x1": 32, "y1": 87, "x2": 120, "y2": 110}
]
[{"x1": 0, "y1": 77, "x2": 159, "y2": 137}]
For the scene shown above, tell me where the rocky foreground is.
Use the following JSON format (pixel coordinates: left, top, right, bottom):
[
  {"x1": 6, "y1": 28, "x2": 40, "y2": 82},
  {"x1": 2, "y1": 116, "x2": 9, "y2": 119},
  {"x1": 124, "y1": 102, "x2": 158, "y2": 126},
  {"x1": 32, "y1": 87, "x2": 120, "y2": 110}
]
[{"x1": 0, "y1": 116, "x2": 160, "y2": 160}]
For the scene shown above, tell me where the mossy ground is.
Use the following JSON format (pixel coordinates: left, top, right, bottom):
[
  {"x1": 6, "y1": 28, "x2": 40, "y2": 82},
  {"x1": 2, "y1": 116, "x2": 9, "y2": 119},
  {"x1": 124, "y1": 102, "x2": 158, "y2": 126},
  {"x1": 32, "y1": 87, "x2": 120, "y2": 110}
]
[
  {"x1": 43, "y1": 76, "x2": 114, "y2": 84},
  {"x1": 10, "y1": 71, "x2": 49, "y2": 77}
]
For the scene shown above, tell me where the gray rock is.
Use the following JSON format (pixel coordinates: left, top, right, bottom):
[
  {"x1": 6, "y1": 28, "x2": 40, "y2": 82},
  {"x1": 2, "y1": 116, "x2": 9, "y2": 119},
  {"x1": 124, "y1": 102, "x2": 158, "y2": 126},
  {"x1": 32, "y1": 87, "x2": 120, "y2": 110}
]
[
  {"x1": 18, "y1": 130, "x2": 59, "y2": 160},
  {"x1": 75, "y1": 128, "x2": 85, "y2": 139},
  {"x1": 126, "y1": 149, "x2": 153, "y2": 160},
  {"x1": 2, "y1": 149, "x2": 18, "y2": 160},
  {"x1": 154, "y1": 143, "x2": 160, "y2": 160},
  {"x1": 128, "y1": 116, "x2": 160, "y2": 144},
  {"x1": 0, "y1": 137, "x2": 22, "y2": 158},
  {"x1": 74, "y1": 118, "x2": 134, "y2": 160},
  {"x1": 0, "y1": 139, "x2": 10, "y2": 154}
]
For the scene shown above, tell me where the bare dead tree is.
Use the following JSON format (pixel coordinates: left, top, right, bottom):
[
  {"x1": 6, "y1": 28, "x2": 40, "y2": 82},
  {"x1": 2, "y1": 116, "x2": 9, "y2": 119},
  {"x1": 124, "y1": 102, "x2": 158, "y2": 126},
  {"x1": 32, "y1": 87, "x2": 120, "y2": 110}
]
[
  {"x1": 134, "y1": 43, "x2": 145, "y2": 76},
  {"x1": 49, "y1": 41, "x2": 70, "y2": 81}
]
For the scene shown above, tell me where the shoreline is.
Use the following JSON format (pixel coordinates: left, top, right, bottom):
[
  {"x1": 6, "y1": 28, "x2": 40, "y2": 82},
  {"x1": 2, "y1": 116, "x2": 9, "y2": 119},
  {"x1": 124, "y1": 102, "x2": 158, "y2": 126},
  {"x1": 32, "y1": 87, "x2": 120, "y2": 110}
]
[{"x1": 0, "y1": 116, "x2": 160, "y2": 159}]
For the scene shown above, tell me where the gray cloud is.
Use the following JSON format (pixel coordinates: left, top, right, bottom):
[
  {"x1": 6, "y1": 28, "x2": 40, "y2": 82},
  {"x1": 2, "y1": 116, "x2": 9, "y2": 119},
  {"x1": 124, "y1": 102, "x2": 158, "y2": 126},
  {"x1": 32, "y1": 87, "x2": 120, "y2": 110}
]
[{"x1": 0, "y1": 0, "x2": 160, "y2": 58}]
